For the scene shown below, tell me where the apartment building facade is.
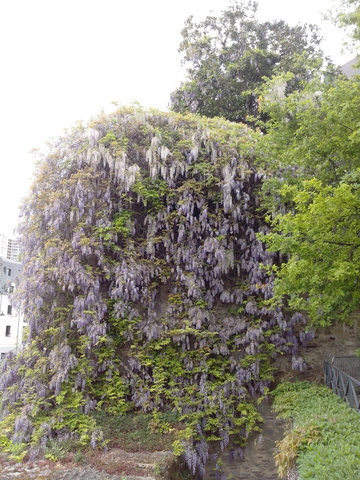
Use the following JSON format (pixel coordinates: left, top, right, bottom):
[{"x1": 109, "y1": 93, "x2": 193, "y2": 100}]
[
  {"x1": 0, "y1": 257, "x2": 24, "y2": 358},
  {"x1": 0, "y1": 234, "x2": 20, "y2": 262}
]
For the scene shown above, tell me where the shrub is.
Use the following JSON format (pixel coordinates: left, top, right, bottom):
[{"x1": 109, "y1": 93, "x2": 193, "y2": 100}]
[{"x1": 272, "y1": 381, "x2": 360, "y2": 479}]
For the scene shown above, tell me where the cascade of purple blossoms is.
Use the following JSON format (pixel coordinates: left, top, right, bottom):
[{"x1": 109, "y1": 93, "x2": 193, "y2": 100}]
[{"x1": 0, "y1": 107, "x2": 311, "y2": 478}]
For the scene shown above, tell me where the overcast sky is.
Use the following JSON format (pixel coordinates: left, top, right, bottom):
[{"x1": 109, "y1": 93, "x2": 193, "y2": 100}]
[{"x1": 0, "y1": 0, "x2": 354, "y2": 236}]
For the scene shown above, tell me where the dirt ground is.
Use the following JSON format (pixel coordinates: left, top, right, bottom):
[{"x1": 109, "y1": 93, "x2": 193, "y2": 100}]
[
  {"x1": 0, "y1": 450, "x2": 170, "y2": 479},
  {"x1": 275, "y1": 323, "x2": 360, "y2": 384}
]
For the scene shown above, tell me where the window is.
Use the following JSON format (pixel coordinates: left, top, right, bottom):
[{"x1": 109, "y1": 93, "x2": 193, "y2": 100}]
[
  {"x1": 0, "y1": 353, "x2": 6, "y2": 360},
  {"x1": 5, "y1": 326, "x2": 11, "y2": 337},
  {"x1": 7, "y1": 305, "x2": 12, "y2": 315}
]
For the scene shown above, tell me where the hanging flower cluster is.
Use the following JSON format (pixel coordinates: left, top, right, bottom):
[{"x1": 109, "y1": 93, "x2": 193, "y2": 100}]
[{"x1": 0, "y1": 106, "x2": 309, "y2": 477}]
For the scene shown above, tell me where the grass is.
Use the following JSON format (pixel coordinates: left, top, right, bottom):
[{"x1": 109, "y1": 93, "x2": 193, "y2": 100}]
[
  {"x1": 93, "y1": 410, "x2": 181, "y2": 451},
  {"x1": 272, "y1": 381, "x2": 360, "y2": 480}
]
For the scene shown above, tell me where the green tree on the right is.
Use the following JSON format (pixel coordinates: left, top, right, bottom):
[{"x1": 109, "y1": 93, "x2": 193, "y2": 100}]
[{"x1": 258, "y1": 0, "x2": 360, "y2": 327}]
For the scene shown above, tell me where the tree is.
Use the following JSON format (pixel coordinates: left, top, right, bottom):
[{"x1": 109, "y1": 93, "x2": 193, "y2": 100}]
[
  {"x1": 170, "y1": 0, "x2": 324, "y2": 124},
  {"x1": 0, "y1": 107, "x2": 309, "y2": 477},
  {"x1": 257, "y1": 74, "x2": 360, "y2": 184},
  {"x1": 257, "y1": 58, "x2": 360, "y2": 326},
  {"x1": 262, "y1": 178, "x2": 360, "y2": 326}
]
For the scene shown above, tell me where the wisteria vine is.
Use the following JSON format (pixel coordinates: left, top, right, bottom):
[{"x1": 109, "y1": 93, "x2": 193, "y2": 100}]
[{"x1": 0, "y1": 107, "x2": 310, "y2": 476}]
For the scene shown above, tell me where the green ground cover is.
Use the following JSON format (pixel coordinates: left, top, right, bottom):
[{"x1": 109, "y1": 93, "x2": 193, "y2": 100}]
[{"x1": 272, "y1": 381, "x2": 360, "y2": 479}]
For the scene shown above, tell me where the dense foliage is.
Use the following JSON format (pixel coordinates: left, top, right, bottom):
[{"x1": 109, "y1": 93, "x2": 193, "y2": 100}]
[
  {"x1": 170, "y1": 0, "x2": 324, "y2": 124},
  {"x1": 262, "y1": 178, "x2": 360, "y2": 326},
  {"x1": 272, "y1": 382, "x2": 360, "y2": 479},
  {"x1": 258, "y1": 71, "x2": 360, "y2": 327},
  {"x1": 0, "y1": 107, "x2": 309, "y2": 477},
  {"x1": 258, "y1": 74, "x2": 360, "y2": 184}
]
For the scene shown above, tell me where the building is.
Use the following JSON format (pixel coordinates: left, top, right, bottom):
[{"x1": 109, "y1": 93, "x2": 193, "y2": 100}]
[
  {"x1": 0, "y1": 257, "x2": 25, "y2": 358},
  {"x1": 7, "y1": 238, "x2": 20, "y2": 262},
  {"x1": 0, "y1": 234, "x2": 20, "y2": 261},
  {"x1": 341, "y1": 57, "x2": 360, "y2": 79}
]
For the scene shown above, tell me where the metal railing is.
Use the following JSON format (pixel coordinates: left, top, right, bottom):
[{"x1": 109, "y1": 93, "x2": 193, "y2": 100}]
[{"x1": 324, "y1": 356, "x2": 360, "y2": 412}]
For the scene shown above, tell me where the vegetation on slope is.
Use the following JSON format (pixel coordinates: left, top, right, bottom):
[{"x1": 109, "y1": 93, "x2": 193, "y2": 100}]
[{"x1": 273, "y1": 382, "x2": 360, "y2": 479}]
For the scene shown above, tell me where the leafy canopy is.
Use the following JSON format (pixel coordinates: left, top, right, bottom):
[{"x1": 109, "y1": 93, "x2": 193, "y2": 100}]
[
  {"x1": 262, "y1": 178, "x2": 360, "y2": 326},
  {"x1": 258, "y1": 74, "x2": 360, "y2": 184},
  {"x1": 171, "y1": 0, "x2": 324, "y2": 124},
  {"x1": 258, "y1": 51, "x2": 360, "y2": 326}
]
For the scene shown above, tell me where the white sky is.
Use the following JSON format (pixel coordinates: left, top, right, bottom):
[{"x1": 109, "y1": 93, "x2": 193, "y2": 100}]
[{"x1": 0, "y1": 0, "x2": 354, "y2": 236}]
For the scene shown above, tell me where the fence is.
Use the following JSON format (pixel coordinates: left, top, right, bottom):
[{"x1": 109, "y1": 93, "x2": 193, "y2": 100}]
[{"x1": 324, "y1": 356, "x2": 360, "y2": 412}]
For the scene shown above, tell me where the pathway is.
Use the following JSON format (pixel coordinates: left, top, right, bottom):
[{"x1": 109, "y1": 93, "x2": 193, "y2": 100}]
[{"x1": 204, "y1": 402, "x2": 285, "y2": 480}]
